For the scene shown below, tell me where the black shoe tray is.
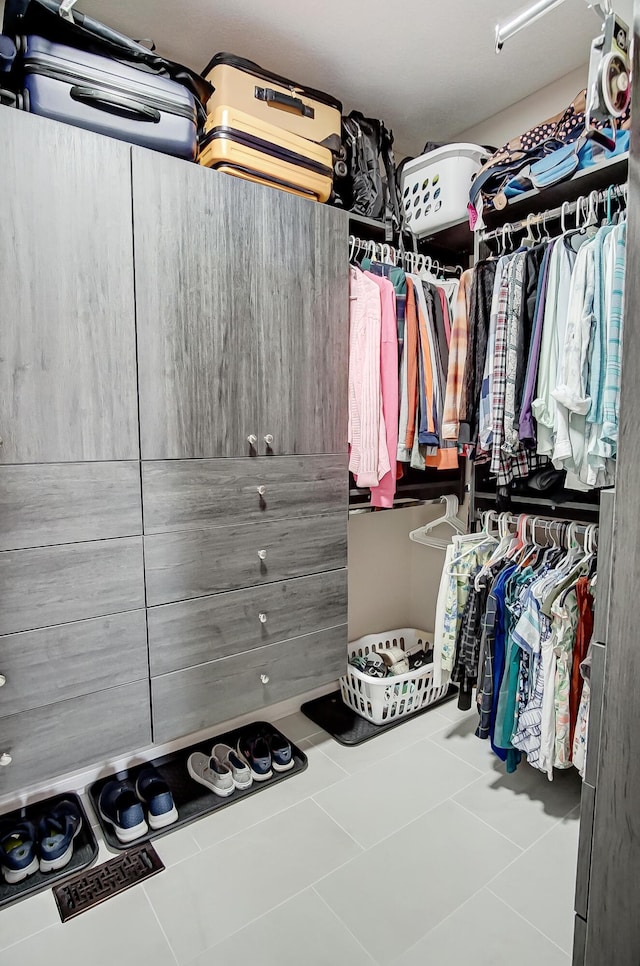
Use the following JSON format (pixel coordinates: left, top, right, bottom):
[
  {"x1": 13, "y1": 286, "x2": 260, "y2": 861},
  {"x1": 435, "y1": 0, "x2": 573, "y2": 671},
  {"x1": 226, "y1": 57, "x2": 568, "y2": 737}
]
[
  {"x1": 0, "y1": 792, "x2": 98, "y2": 910},
  {"x1": 89, "y1": 721, "x2": 307, "y2": 852}
]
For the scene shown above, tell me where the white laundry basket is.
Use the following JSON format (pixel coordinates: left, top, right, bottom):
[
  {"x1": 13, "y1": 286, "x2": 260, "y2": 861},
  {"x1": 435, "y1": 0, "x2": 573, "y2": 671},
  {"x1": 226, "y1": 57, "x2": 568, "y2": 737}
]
[
  {"x1": 400, "y1": 143, "x2": 489, "y2": 237},
  {"x1": 340, "y1": 629, "x2": 449, "y2": 725}
]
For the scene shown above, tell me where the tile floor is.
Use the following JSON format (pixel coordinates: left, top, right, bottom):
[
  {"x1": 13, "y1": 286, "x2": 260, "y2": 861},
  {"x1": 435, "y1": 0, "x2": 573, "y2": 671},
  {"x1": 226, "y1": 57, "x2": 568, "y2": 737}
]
[{"x1": 0, "y1": 701, "x2": 582, "y2": 965}]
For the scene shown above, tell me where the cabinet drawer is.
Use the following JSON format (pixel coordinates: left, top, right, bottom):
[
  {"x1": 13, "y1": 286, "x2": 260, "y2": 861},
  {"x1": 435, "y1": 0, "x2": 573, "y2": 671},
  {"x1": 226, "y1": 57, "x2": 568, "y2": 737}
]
[
  {"x1": 148, "y1": 570, "x2": 347, "y2": 675},
  {"x1": 0, "y1": 610, "x2": 148, "y2": 718},
  {"x1": 0, "y1": 536, "x2": 145, "y2": 635},
  {"x1": 144, "y1": 512, "x2": 347, "y2": 606},
  {"x1": 142, "y1": 455, "x2": 347, "y2": 533},
  {"x1": 0, "y1": 462, "x2": 142, "y2": 551},
  {"x1": 0, "y1": 681, "x2": 151, "y2": 795},
  {"x1": 151, "y1": 623, "x2": 347, "y2": 743}
]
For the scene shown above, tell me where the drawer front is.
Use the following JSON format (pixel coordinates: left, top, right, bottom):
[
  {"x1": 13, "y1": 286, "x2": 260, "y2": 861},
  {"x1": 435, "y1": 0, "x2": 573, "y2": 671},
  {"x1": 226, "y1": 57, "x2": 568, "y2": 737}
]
[
  {"x1": 0, "y1": 610, "x2": 148, "y2": 718},
  {"x1": 144, "y1": 512, "x2": 347, "y2": 606},
  {"x1": 148, "y1": 570, "x2": 348, "y2": 675},
  {"x1": 0, "y1": 536, "x2": 145, "y2": 636},
  {"x1": 0, "y1": 681, "x2": 151, "y2": 795},
  {"x1": 0, "y1": 462, "x2": 142, "y2": 551},
  {"x1": 152, "y1": 623, "x2": 348, "y2": 743},
  {"x1": 142, "y1": 455, "x2": 347, "y2": 533}
]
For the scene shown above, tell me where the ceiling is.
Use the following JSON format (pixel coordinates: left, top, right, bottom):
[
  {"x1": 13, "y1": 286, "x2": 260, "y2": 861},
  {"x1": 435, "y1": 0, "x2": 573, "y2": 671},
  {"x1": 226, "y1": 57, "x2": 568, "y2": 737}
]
[{"x1": 78, "y1": 0, "x2": 632, "y2": 154}]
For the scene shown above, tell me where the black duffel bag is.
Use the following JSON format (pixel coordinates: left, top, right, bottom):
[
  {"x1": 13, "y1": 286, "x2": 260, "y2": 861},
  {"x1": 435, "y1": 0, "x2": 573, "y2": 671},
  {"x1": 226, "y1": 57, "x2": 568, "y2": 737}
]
[{"x1": 334, "y1": 110, "x2": 400, "y2": 233}]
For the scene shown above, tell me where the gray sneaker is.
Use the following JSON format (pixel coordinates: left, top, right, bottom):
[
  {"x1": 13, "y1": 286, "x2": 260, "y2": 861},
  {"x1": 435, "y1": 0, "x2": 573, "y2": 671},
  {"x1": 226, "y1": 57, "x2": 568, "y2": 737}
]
[
  {"x1": 187, "y1": 752, "x2": 234, "y2": 798},
  {"x1": 212, "y1": 743, "x2": 253, "y2": 790}
]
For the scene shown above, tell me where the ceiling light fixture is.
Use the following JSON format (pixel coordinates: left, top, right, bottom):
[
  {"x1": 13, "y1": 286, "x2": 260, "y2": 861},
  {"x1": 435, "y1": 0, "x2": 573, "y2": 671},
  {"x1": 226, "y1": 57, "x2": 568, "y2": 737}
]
[{"x1": 495, "y1": 0, "x2": 613, "y2": 52}]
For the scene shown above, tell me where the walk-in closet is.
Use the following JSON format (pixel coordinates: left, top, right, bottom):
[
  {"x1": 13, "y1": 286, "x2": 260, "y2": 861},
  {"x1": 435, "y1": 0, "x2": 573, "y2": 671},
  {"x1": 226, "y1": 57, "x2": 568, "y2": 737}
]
[{"x1": 0, "y1": 0, "x2": 638, "y2": 963}]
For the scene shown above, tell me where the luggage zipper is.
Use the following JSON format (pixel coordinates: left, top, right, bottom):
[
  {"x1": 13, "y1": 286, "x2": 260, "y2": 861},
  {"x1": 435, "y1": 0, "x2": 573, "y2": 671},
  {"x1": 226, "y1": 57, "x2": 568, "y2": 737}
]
[
  {"x1": 23, "y1": 56, "x2": 195, "y2": 121},
  {"x1": 200, "y1": 126, "x2": 333, "y2": 177}
]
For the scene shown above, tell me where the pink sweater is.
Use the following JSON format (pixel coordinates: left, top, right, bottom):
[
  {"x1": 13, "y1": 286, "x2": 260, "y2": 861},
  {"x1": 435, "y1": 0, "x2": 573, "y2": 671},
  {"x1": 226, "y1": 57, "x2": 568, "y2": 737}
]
[
  {"x1": 365, "y1": 273, "x2": 398, "y2": 508},
  {"x1": 348, "y1": 268, "x2": 390, "y2": 488}
]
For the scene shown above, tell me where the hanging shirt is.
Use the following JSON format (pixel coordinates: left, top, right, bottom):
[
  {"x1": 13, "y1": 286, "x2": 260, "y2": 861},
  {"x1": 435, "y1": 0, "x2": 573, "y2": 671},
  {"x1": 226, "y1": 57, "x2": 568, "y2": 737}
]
[
  {"x1": 365, "y1": 273, "x2": 399, "y2": 509},
  {"x1": 519, "y1": 241, "x2": 555, "y2": 447},
  {"x1": 442, "y1": 269, "x2": 472, "y2": 441},
  {"x1": 459, "y1": 260, "x2": 497, "y2": 445}
]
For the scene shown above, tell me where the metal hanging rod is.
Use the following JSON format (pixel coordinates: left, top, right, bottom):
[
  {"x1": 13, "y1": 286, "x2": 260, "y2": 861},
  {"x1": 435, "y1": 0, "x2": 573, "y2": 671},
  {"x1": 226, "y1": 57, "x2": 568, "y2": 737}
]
[
  {"x1": 478, "y1": 181, "x2": 627, "y2": 244},
  {"x1": 348, "y1": 235, "x2": 461, "y2": 276},
  {"x1": 481, "y1": 510, "x2": 598, "y2": 537}
]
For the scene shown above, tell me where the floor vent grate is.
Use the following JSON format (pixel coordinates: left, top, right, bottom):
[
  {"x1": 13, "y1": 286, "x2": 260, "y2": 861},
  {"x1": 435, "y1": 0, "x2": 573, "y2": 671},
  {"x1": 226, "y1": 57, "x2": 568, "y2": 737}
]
[{"x1": 53, "y1": 842, "x2": 165, "y2": 922}]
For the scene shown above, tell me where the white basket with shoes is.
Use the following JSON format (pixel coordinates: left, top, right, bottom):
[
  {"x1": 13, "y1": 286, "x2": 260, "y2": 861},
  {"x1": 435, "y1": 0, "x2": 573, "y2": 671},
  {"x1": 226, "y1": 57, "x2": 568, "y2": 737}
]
[{"x1": 340, "y1": 628, "x2": 448, "y2": 725}]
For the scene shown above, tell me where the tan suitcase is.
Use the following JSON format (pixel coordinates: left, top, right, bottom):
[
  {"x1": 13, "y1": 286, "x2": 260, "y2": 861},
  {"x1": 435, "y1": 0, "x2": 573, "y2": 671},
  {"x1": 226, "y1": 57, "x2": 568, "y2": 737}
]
[{"x1": 201, "y1": 53, "x2": 342, "y2": 157}]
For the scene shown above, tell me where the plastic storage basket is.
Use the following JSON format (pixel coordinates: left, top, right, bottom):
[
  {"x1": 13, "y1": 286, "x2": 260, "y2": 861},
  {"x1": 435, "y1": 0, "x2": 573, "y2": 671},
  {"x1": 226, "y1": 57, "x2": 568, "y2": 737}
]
[
  {"x1": 400, "y1": 143, "x2": 489, "y2": 237},
  {"x1": 340, "y1": 629, "x2": 449, "y2": 725}
]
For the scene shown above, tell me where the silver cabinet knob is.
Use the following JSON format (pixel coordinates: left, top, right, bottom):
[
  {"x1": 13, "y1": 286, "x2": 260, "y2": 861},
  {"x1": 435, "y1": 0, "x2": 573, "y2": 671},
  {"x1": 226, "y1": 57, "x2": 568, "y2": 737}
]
[
  {"x1": 247, "y1": 434, "x2": 258, "y2": 446},
  {"x1": 260, "y1": 674, "x2": 270, "y2": 685},
  {"x1": 258, "y1": 549, "x2": 267, "y2": 561},
  {"x1": 0, "y1": 438, "x2": 3, "y2": 446},
  {"x1": 257, "y1": 485, "x2": 266, "y2": 496},
  {"x1": 0, "y1": 674, "x2": 6, "y2": 688},
  {"x1": 0, "y1": 753, "x2": 12, "y2": 767},
  {"x1": 264, "y1": 434, "x2": 274, "y2": 446},
  {"x1": 258, "y1": 613, "x2": 267, "y2": 624}
]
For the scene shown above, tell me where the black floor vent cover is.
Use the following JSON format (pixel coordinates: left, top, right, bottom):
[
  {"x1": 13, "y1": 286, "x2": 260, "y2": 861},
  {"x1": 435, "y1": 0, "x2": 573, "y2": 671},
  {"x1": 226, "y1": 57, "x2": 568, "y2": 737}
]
[{"x1": 53, "y1": 842, "x2": 165, "y2": 922}]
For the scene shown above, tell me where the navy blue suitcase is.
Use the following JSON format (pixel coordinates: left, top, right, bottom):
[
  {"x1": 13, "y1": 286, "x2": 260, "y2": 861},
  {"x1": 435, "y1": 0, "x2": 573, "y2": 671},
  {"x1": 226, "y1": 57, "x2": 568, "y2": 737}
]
[{"x1": 17, "y1": 35, "x2": 199, "y2": 159}]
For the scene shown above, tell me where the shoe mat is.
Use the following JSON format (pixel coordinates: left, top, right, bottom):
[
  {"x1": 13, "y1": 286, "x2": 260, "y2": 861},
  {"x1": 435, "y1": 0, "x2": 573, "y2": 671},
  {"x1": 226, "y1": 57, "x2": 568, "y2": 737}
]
[
  {"x1": 300, "y1": 685, "x2": 459, "y2": 746},
  {"x1": 0, "y1": 792, "x2": 98, "y2": 910},
  {"x1": 89, "y1": 721, "x2": 307, "y2": 852}
]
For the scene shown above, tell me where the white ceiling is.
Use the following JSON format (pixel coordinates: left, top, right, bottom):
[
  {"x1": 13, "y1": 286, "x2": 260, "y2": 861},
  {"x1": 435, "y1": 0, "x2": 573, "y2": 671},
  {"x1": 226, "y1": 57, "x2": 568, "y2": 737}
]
[{"x1": 79, "y1": 0, "x2": 633, "y2": 154}]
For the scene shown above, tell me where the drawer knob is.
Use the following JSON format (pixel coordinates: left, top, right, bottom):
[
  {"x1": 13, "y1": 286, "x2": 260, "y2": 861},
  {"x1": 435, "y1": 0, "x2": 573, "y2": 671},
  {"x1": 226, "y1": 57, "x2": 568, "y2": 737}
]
[
  {"x1": 258, "y1": 549, "x2": 267, "y2": 561},
  {"x1": 0, "y1": 674, "x2": 6, "y2": 687},
  {"x1": 0, "y1": 753, "x2": 12, "y2": 767},
  {"x1": 257, "y1": 485, "x2": 266, "y2": 497},
  {"x1": 258, "y1": 612, "x2": 268, "y2": 624},
  {"x1": 0, "y1": 438, "x2": 3, "y2": 446},
  {"x1": 264, "y1": 434, "x2": 274, "y2": 446},
  {"x1": 261, "y1": 674, "x2": 270, "y2": 685},
  {"x1": 247, "y1": 434, "x2": 258, "y2": 447}
]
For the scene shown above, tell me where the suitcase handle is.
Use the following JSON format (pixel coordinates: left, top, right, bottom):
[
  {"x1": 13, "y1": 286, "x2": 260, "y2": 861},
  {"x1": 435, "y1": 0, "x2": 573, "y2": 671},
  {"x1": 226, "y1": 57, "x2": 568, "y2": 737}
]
[
  {"x1": 70, "y1": 85, "x2": 161, "y2": 123},
  {"x1": 254, "y1": 86, "x2": 314, "y2": 119}
]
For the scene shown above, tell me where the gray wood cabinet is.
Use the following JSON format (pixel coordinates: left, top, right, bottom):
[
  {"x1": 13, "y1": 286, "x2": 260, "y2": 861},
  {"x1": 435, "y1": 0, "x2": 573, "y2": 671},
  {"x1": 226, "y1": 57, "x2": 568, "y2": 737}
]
[
  {"x1": 132, "y1": 150, "x2": 348, "y2": 460},
  {"x1": 0, "y1": 111, "x2": 139, "y2": 464},
  {"x1": 148, "y1": 569, "x2": 348, "y2": 675},
  {"x1": 151, "y1": 624, "x2": 348, "y2": 743}
]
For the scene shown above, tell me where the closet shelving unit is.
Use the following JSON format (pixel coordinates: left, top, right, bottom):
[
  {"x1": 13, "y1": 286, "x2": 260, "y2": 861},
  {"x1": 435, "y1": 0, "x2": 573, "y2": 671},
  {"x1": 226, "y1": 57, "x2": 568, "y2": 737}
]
[
  {"x1": 347, "y1": 208, "x2": 467, "y2": 512},
  {"x1": 467, "y1": 151, "x2": 629, "y2": 528}
]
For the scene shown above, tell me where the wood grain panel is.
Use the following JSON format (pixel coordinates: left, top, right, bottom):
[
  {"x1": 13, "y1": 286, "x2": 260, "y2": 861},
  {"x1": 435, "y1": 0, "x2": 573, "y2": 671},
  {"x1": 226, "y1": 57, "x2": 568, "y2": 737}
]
[
  {"x1": 142, "y1": 455, "x2": 347, "y2": 533},
  {"x1": 575, "y1": 781, "x2": 595, "y2": 920},
  {"x1": 0, "y1": 681, "x2": 151, "y2": 794},
  {"x1": 0, "y1": 110, "x2": 138, "y2": 463},
  {"x1": 148, "y1": 569, "x2": 347, "y2": 674},
  {"x1": 144, "y1": 512, "x2": 347, "y2": 605},
  {"x1": 0, "y1": 462, "x2": 142, "y2": 551},
  {"x1": 151, "y1": 623, "x2": 347, "y2": 742},
  {"x1": 0, "y1": 536, "x2": 145, "y2": 635},
  {"x1": 256, "y1": 192, "x2": 349, "y2": 456},
  {"x1": 0, "y1": 610, "x2": 148, "y2": 717},
  {"x1": 132, "y1": 151, "x2": 260, "y2": 459}
]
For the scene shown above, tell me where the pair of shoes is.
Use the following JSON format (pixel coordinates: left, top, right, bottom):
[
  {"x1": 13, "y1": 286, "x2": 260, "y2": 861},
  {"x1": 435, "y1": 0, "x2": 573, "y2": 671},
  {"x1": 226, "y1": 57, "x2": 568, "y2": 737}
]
[
  {"x1": 98, "y1": 766, "x2": 178, "y2": 845},
  {"x1": 238, "y1": 731, "x2": 294, "y2": 781},
  {"x1": 0, "y1": 800, "x2": 83, "y2": 884},
  {"x1": 187, "y1": 743, "x2": 253, "y2": 798}
]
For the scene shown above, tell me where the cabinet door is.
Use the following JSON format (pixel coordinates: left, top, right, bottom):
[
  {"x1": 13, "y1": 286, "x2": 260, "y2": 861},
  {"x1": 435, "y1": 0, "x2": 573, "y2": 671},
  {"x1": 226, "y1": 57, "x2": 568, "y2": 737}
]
[
  {"x1": 0, "y1": 110, "x2": 138, "y2": 463},
  {"x1": 132, "y1": 151, "x2": 260, "y2": 459},
  {"x1": 255, "y1": 191, "x2": 348, "y2": 456}
]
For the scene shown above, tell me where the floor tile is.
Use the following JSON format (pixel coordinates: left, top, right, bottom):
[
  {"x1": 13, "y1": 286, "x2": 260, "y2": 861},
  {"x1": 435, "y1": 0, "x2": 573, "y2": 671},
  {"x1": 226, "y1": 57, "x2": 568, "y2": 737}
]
[
  {"x1": 454, "y1": 762, "x2": 581, "y2": 848},
  {"x1": 185, "y1": 888, "x2": 374, "y2": 966},
  {"x1": 306, "y1": 706, "x2": 450, "y2": 775},
  {"x1": 271, "y1": 711, "x2": 324, "y2": 743},
  {"x1": 145, "y1": 799, "x2": 362, "y2": 964},
  {"x1": 316, "y1": 799, "x2": 521, "y2": 965},
  {"x1": 314, "y1": 738, "x2": 482, "y2": 848},
  {"x1": 0, "y1": 890, "x2": 59, "y2": 953},
  {"x1": 392, "y1": 888, "x2": 569, "y2": 965},
  {"x1": 435, "y1": 700, "x2": 478, "y2": 724},
  {"x1": 489, "y1": 807, "x2": 581, "y2": 953},
  {"x1": 153, "y1": 824, "x2": 201, "y2": 868},
  {"x1": 429, "y1": 710, "x2": 497, "y2": 772},
  {"x1": 0, "y1": 885, "x2": 175, "y2": 966},
  {"x1": 190, "y1": 739, "x2": 347, "y2": 851}
]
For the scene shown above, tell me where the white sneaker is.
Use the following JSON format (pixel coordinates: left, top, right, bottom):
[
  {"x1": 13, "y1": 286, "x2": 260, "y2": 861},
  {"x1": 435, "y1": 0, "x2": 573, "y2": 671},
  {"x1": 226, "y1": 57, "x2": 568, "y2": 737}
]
[
  {"x1": 187, "y1": 752, "x2": 234, "y2": 798},
  {"x1": 212, "y1": 743, "x2": 253, "y2": 790}
]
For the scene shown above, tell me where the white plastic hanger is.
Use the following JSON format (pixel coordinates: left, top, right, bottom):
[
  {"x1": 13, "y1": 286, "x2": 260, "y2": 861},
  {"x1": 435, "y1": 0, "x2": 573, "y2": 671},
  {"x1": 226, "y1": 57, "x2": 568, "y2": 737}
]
[{"x1": 409, "y1": 495, "x2": 467, "y2": 550}]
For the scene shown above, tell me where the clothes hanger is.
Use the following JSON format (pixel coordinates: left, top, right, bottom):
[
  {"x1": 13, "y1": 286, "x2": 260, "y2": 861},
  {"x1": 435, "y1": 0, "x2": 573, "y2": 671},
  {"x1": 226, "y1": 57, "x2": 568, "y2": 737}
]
[{"x1": 409, "y1": 495, "x2": 467, "y2": 551}]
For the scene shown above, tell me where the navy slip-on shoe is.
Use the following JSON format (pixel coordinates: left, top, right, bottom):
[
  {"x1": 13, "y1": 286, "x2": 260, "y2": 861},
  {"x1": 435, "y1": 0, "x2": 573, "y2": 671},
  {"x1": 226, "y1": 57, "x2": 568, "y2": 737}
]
[
  {"x1": 98, "y1": 779, "x2": 148, "y2": 844},
  {"x1": 237, "y1": 735, "x2": 273, "y2": 782},
  {"x1": 38, "y1": 800, "x2": 83, "y2": 874},
  {"x1": 135, "y1": 766, "x2": 178, "y2": 830},
  {"x1": 0, "y1": 820, "x2": 39, "y2": 884}
]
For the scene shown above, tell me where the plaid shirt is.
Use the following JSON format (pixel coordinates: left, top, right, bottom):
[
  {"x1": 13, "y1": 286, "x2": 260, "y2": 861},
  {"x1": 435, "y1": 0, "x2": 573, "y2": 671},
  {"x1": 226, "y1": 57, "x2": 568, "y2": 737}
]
[
  {"x1": 442, "y1": 270, "x2": 472, "y2": 440},
  {"x1": 453, "y1": 563, "x2": 496, "y2": 710}
]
